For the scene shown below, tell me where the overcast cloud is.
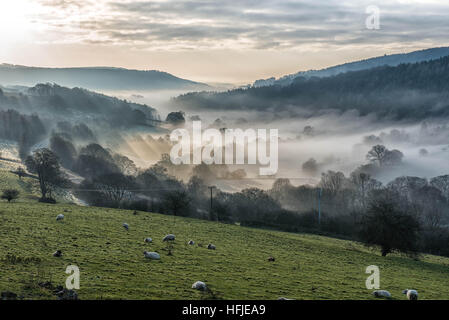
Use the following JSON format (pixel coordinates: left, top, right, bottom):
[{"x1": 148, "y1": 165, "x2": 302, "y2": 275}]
[
  {"x1": 1, "y1": 0, "x2": 449, "y2": 82},
  {"x1": 28, "y1": 0, "x2": 449, "y2": 50}
]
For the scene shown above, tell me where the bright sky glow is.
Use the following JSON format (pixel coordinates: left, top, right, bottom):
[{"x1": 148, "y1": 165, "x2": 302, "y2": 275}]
[{"x1": 0, "y1": 0, "x2": 448, "y2": 83}]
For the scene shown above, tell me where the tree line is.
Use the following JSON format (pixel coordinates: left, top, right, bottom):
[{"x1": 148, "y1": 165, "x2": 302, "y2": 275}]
[{"x1": 15, "y1": 141, "x2": 449, "y2": 258}]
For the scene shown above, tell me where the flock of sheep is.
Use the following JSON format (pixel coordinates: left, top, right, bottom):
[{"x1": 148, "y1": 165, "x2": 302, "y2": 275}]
[
  {"x1": 55, "y1": 212, "x2": 419, "y2": 300},
  {"x1": 54, "y1": 213, "x2": 215, "y2": 293}
]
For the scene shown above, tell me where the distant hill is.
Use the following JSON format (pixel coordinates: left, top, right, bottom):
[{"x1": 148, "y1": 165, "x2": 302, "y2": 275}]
[
  {"x1": 0, "y1": 83, "x2": 159, "y2": 124},
  {"x1": 0, "y1": 83, "x2": 162, "y2": 158},
  {"x1": 253, "y1": 47, "x2": 449, "y2": 87},
  {"x1": 174, "y1": 55, "x2": 449, "y2": 121},
  {"x1": 0, "y1": 64, "x2": 210, "y2": 91}
]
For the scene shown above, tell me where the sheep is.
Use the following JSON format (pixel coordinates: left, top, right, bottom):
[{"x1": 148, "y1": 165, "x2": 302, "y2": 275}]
[
  {"x1": 1, "y1": 291, "x2": 18, "y2": 300},
  {"x1": 192, "y1": 281, "x2": 207, "y2": 291},
  {"x1": 402, "y1": 289, "x2": 418, "y2": 300},
  {"x1": 372, "y1": 290, "x2": 391, "y2": 298},
  {"x1": 268, "y1": 256, "x2": 275, "y2": 262},
  {"x1": 144, "y1": 237, "x2": 153, "y2": 243},
  {"x1": 123, "y1": 223, "x2": 129, "y2": 231},
  {"x1": 188, "y1": 240, "x2": 195, "y2": 245},
  {"x1": 56, "y1": 214, "x2": 64, "y2": 221},
  {"x1": 207, "y1": 243, "x2": 216, "y2": 250},
  {"x1": 163, "y1": 234, "x2": 175, "y2": 242},
  {"x1": 143, "y1": 251, "x2": 160, "y2": 260},
  {"x1": 56, "y1": 289, "x2": 78, "y2": 300},
  {"x1": 53, "y1": 250, "x2": 62, "y2": 257},
  {"x1": 277, "y1": 297, "x2": 293, "y2": 300}
]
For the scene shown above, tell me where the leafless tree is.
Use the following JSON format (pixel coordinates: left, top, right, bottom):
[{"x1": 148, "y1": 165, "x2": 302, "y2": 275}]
[
  {"x1": 320, "y1": 171, "x2": 345, "y2": 197},
  {"x1": 430, "y1": 175, "x2": 449, "y2": 203}
]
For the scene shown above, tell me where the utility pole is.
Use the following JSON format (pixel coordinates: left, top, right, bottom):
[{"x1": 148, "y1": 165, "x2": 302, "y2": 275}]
[
  {"x1": 318, "y1": 188, "x2": 322, "y2": 226},
  {"x1": 208, "y1": 186, "x2": 216, "y2": 221}
]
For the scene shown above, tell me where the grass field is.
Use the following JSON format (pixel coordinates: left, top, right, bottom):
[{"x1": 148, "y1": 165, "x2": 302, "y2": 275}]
[
  {"x1": 0, "y1": 169, "x2": 83, "y2": 204},
  {"x1": 0, "y1": 170, "x2": 41, "y2": 202},
  {"x1": 1, "y1": 200, "x2": 449, "y2": 300}
]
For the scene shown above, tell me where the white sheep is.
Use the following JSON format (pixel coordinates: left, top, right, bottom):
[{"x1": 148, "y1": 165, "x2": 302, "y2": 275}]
[
  {"x1": 192, "y1": 281, "x2": 207, "y2": 291},
  {"x1": 207, "y1": 243, "x2": 216, "y2": 250},
  {"x1": 188, "y1": 240, "x2": 195, "y2": 245},
  {"x1": 372, "y1": 290, "x2": 391, "y2": 298},
  {"x1": 402, "y1": 289, "x2": 418, "y2": 300},
  {"x1": 163, "y1": 234, "x2": 175, "y2": 241},
  {"x1": 144, "y1": 237, "x2": 153, "y2": 243},
  {"x1": 123, "y1": 223, "x2": 129, "y2": 231},
  {"x1": 143, "y1": 251, "x2": 160, "y2": 260},
  {"x1": 56, "y1": 214, "x2": 64, "y2": 221}
]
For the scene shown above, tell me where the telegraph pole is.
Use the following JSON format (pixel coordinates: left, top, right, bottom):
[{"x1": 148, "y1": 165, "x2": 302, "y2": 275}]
[
  {"x1": 318, "y1": 188, "x2": 322, "y2": 226},
  {"x1": 208, "y1": 186, "x2": 216, "y2": 221}
]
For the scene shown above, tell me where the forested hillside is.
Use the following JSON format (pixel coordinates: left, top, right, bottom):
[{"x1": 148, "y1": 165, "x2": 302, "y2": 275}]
[{"x1": 174, "y1": 56, "x2": 449, "y2": 120}]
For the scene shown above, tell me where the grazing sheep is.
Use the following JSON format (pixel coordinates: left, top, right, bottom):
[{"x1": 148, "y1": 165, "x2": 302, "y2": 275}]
[
  {"x1": 1, "y1": 291, "x2": 18, "y2": 300},
  {"x1": 188, "y1": 240, "x2": 195, "y2": 245},
  {"x1": 53, "y1": 250, "x2": 62, "y2": 257},
  {"x1": 207, "y1": 244, "x2": 216, "y2": 250},
  {"x1": 56, "y1": 214, "x2": 64, "y2": 221},
  {"x1": 192, "y1": 281, "x2": 207, "y2": 291},
  {"x1": 163, "y1": 234, "x2": 175, "y2": 242},
  {"x1": 56, "y1": 289, "x2": 78, "y2": 300},
  {"x1": 372, "y1": 290, "x2": 391, "y2": 298},
  {"x1": 123, "y1": 223, "x2": 129, "y2": 231},
  {"x1": 143, "y1": 251, "x2": 161, "y2": 260},
  {"x1": 403, "y1": 289, "x2": 418, "y2": 300},
  {"x1": 268, "y1": 256, "x2": 275, "y2": 262},
  {"x1": 144, "y1": 237, "x2": 153, "y2": 243},
  {"x1": 277, "y1": 297, "x2": 293, "y2": 300}
]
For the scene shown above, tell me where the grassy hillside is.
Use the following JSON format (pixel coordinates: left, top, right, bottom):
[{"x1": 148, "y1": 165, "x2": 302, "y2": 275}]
[
  {"x1": 0, "y1": 168, "x2": 84, "y2": 204},
  {"x1": 1, "y1": 201, "x2": 449, "y2": 300},
  {"x1": 0, "y1": 170, "x2": 41, "y2": 202}
]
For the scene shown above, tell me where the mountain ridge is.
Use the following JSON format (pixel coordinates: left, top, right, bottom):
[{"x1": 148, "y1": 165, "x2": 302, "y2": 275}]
[
  {"x1": 253, "y1": 47, "x2": 449, "y2": 87},
  {"x1": 0, "y1": 64, "x2": 210, "y2": 91},
  {"x1": 174, "y1": 54, "x2": 449, "y2": 121}
]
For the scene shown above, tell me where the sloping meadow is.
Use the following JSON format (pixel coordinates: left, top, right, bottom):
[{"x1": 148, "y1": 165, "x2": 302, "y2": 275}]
[{"x1": 1, "y1": 202, "x2": 449, "y2": 299}]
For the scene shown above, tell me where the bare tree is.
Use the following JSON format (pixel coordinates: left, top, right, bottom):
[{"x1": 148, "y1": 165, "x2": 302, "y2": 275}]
[
  {"x1": 350, "y1": 171, "x2": 381, "y2": 210},
  {"x1": 320, "y1": 171, "x2": 345, "y2": 197},
  {"x1": 366, "y1": 145, "x2": 403, "y2": 167},
  {"x1": 113, "y1": 153, "x2": 138, "y2": 176},
  {"x1": 94, "y1": 173, "x2": 135, "y2": 207},
  {"x1": 366, "y1": 145, "x2": 387, "y2": 166},
  {"x1": 430, "y1": 175, "x2": 449, "y2": 203},
  {"x1": 25, "y1": 148, "x2": 68, "y2": 201},
  {"x1": 387, "y1": 176, "x2": 427, "y2": 202}
]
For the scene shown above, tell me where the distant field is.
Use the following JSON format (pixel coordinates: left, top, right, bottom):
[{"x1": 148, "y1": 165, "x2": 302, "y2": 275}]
[
  {"x1": 0, "y1": 170, "x2": 41, "y2": 202},
  {"x1": 0, "y1": 168, "x2": 83, "y2": 204},
  {"x1": 1, "y1": 200, "x2": 449, "y2": 300}
]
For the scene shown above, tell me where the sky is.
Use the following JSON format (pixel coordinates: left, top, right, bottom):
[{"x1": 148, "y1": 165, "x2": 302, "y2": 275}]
[{"x1": 1, "y1": 0, "x2": 449, "y2": 84}]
